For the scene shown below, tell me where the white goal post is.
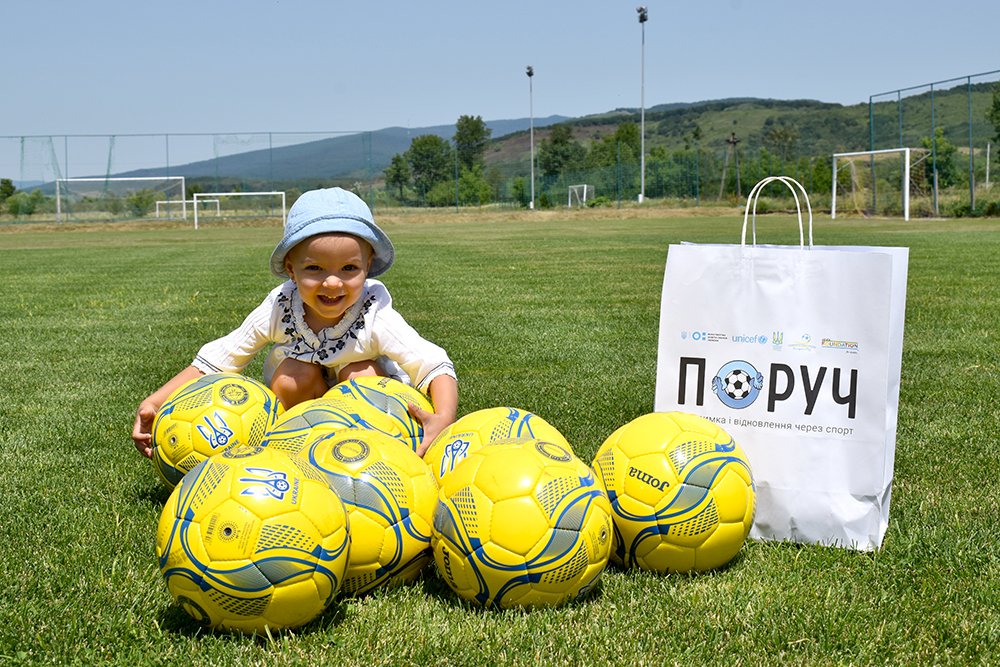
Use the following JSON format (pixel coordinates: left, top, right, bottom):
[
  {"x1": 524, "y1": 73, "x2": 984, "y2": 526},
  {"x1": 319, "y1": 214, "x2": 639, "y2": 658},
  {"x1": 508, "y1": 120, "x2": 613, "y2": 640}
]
[
  {"x1": 156, "y1": 198, "x2": 220, "y2": 218},
  {"x1": 56, "y1": 176, "x2": 186, "y2": 222},
  {"x1": 831, "y1": 148, "x2": 910, "y2": 221},
  {"x1": 568, "y1": 184, "x2": 595, "y2": 207},
  {"x1": 193, "y1": 191, "x2": 286, "y2": 229}
]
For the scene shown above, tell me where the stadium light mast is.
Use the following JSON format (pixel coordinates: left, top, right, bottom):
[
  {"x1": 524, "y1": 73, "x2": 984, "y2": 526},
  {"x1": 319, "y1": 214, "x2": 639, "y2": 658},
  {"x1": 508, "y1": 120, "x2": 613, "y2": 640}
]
[
  {"x1": 527, "y1": 65, "x2": 536, "y2": 210},
  {"x1": 636, "y1": 5, "x2": 648, "y2": 203}
]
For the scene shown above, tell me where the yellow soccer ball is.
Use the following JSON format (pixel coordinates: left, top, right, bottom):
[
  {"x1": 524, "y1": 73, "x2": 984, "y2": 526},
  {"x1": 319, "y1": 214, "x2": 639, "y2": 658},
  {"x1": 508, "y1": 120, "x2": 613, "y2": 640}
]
[
  {"x1": 432, "y1": 439, "x2": 613, "y2": 608},
  {"x1": 424, "y1": 406, "x2": 571, "y2": 483},
  {"x1": 301, "y1": 429, "x2": 438, "y2": 595},
  {"x1": 260, "y1": 396, "x2": 396, "y2": 457},
  {"x1": 326, "y1": 376, "x2": 434, "y2": 452},
  {"x1": 155, "y1": 444, "x2": 351, "y2": 634},
  {"x1": 151, "y1": 373, "x2": 282, "y2": 489},
  {"x1": 591, "y1": 411, "x2": 756, "y2": 573}
]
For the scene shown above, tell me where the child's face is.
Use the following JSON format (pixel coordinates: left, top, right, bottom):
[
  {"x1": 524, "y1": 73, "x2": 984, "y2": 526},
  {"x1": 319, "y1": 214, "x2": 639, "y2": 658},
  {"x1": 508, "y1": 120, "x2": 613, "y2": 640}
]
[{"x1": 284, "y1": 233, "x2": 373, "y2": 330}]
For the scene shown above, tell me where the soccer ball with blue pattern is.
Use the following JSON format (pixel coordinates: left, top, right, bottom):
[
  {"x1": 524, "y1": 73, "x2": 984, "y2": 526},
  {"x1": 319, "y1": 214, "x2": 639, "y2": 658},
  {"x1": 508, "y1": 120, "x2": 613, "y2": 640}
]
[
  {"x1": 431, "y1": 438, "x2": 612, "y2": 608},
  {"x1": 592, "y1": 411, "x2": 755, "y2": 573},
  {"x1": 155, "y1": 444, "x2": 350, "y2": 634},
  {"x1": 151, "y1": 373, "x2": 282, "y2": 489}
]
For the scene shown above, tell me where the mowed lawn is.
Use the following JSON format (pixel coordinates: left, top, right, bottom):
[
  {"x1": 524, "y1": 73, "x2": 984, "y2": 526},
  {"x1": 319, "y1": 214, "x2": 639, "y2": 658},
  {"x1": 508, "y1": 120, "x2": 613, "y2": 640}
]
[{"x1": 0, "y1": 208, "x2": 997, "y2": 666}]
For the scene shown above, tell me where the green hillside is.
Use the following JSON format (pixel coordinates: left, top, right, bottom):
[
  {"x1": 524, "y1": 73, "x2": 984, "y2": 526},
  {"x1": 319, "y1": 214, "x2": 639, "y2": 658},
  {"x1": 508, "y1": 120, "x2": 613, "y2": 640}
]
[{"x1": 487, "y1": 81, "x2": 998, "y2": 172}]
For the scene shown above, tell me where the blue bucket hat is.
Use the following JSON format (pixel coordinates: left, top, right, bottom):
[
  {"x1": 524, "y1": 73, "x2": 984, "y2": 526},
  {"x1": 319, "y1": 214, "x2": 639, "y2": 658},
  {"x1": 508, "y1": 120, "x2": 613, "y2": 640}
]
[{"x1": 270, "y1": 187, "x2": 394, "y2": 278}]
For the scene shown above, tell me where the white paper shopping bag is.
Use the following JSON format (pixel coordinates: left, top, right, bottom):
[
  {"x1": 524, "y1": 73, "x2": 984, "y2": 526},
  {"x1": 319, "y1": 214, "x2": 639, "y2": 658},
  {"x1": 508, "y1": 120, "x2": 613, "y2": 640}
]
[{"x1": 654, "y1": 177, "x2": 908, "y2": 550}]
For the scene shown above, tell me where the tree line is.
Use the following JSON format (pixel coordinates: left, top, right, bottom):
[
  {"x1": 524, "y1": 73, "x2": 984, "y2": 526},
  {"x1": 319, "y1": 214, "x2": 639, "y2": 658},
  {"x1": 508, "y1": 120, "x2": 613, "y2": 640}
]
[
  {"x1": 381, "y1": 114, "x2": 651, "y2": 207},
  {"x1": 382, "y1": 85, "x2": 1000, "y2": 211}
]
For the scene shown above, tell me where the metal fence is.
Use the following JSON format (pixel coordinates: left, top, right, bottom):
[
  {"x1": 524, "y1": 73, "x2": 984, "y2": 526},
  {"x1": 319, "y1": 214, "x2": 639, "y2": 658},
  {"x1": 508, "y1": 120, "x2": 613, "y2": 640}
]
[
  {"x1": 868, "y1": 68, "x2": 1000, "y2": 215},
  {"x1": 3, "y1": 68, "x2": 999, "y2": 222}
]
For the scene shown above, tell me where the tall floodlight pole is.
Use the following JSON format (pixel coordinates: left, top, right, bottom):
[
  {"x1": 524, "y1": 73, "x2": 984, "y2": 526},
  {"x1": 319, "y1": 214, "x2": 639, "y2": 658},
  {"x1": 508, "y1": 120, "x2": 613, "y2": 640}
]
[
  {"x1": 636, "y1": 6, "x2": 648, "y2": 203},
  {"x1": 527, "y1": 65, "x2": 535, "y2": 210}
]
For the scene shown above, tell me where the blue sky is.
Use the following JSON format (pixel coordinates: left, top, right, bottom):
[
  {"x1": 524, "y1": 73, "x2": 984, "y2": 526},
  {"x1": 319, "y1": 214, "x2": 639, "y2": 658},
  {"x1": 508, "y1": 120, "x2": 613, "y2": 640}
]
[
  {"x1": 1, "y1": 0, "x2": 997, "y2": 178},
  {"x1": 4, "y1": 0, "x2": 998, "y2": 134}
]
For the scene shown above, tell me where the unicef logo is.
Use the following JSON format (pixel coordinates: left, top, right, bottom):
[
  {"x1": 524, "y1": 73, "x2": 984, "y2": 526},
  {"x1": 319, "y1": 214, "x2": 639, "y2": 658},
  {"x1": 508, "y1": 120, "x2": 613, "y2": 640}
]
[{"x1": 712, "y1": 360, "x2": 764, "y2": 409}]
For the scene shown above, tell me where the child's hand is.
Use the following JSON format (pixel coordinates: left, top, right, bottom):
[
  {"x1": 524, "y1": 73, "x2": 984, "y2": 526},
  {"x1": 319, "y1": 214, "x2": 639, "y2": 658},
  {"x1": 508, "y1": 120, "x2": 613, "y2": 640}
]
[
  {"x1": 408, "y1": 402, "x2": 452, "y2": 458},
  {"x1": 130, "y1": 365, "x2": 205, "y2": 460},
  {"x1": 132, "y1": 402, "x2": 157, "y2": 459}
]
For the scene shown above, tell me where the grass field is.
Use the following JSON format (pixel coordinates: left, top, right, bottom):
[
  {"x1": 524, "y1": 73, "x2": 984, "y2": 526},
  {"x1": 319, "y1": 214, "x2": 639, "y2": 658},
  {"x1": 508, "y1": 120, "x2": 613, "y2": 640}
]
[{"x1": 0, "y1": 208, "x2": 997, "y2": 665}]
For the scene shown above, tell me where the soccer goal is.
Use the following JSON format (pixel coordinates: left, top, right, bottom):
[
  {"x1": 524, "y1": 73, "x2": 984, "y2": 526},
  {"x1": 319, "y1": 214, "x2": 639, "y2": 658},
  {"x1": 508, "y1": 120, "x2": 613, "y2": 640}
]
[
  {"x1": 192, "y1": 191, "x2": 286, "y2": 229},
  {"x1": 831, "y1": 148, "x2": 922, "y2": 221},
  {"x1": 55, "y1": 176, "x2": 186, "y2": 222},
  {"x1": 568, "y1": 184, "x2": 595, "y2": 208},
  {"x1": 155, "y1": 198, "x2": 220, "y2": 219}
]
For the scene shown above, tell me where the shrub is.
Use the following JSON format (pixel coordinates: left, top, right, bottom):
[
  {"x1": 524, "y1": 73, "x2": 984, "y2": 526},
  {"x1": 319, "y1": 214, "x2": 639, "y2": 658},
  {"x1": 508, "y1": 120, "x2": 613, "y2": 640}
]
[
  {"x1": 5, "y1": 191, "x2": 38, "y2": 217},
  {"x1": 126, "y1": 189, "x2": 157, "y2": 217}
]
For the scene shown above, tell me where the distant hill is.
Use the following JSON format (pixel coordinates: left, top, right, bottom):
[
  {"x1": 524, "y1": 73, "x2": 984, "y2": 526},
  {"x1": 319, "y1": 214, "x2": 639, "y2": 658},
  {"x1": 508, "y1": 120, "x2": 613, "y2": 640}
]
[
  {"x1": 116, "y1": 116, "x2": 569, "y2": 183},
  {"x1": 112, "y1": 83, "x2": 996, "y2": 185}
]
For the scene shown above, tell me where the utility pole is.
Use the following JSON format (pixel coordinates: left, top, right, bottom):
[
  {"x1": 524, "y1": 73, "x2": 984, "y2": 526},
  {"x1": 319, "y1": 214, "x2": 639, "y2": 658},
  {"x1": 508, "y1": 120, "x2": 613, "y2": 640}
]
[
  {"x1": 526, "y1": 65, "x2": 535, "y2": 210},
  {"x1": 718, "y1": 132, "x2": 742, "y2": 200},
  {"x1": 636, "y1": 6, "x2": 648, "y2": 203}
]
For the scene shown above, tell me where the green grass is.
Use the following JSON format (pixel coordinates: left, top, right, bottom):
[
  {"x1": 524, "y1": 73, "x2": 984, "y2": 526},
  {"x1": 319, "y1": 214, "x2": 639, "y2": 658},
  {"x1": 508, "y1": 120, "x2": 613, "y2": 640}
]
[{"x1": 0, "y1": 211, "x2": 998, "y2": 665}]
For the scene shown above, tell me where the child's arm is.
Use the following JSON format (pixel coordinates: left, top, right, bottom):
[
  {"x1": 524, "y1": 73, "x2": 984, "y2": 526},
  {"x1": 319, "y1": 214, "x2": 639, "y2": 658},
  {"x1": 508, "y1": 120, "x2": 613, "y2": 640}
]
[
  {"x1": 131, "y1": 365, "x2": 204, "y2": 458},
  {"x1": 410, "y1": 374, "x2": 458, "y2": 457}
]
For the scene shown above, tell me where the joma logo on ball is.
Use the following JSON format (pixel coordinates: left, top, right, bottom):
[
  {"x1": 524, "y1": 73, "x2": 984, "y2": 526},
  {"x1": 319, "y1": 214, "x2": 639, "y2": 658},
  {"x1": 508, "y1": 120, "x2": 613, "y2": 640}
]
[
  {"x1": 628, "y1": 466, "x2": 670, "y2": 491},
  {"x1": 441, "y1": 548, "x2": 456, "y2": 586}
]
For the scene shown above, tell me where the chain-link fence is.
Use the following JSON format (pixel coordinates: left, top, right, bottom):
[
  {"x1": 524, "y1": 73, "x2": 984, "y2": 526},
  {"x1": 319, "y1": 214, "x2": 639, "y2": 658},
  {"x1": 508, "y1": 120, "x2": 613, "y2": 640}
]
[
  {"x1": 3, "y1": 69, "x2": 999, "y2": 223},
  {"x1": 867, "y1": 68, "x2": 1000, "y2": 216}
]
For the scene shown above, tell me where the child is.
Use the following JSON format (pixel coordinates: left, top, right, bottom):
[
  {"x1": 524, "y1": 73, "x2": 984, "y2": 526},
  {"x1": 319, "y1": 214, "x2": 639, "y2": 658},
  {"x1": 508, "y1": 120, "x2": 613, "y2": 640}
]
[{"x1": 131, "y1": 187, "x2": 457, "y2": 458}]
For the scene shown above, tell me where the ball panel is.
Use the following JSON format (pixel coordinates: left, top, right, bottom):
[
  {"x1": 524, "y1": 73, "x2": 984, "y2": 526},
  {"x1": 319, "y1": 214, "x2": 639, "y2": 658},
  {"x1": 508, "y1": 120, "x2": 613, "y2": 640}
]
[
  {"x1": 470, "y1": 445, "x2": 543, "y2": 502},
  {"x1": 431, "y1": 538, "x2": 482, "y2": 602},
  {"x1": 266, "y1": 578, "x2": 331, "y2": 628},
  {"x1": 640, "y1": 541, "x2": 696, "y2": 573},
  {"x1": 693, "y1": 522, "x2": 748, "y2": 571},
  {"x1": 470, "y1": 542, "x2": 529, "y2": 606},
  {"x1": 426, "y1": 429, "x2": 481, "y2": 482},
  {"x1": 711, "y1": 467, "x2": 755, "y2": 524},
  {"x1": 201, "y1": 499, "x2": 262, "y2": 563},
  {"x1": 490, "y1": 496, "x2": 548, "y2": 556},
  {"x1": 620, "y1": 451, "x2": 678, "y2": 508}
]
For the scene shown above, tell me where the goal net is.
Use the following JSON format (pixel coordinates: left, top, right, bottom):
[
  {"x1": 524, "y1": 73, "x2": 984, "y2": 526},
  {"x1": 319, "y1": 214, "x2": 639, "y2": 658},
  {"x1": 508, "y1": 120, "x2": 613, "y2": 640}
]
[
  {"x1": 831, "y1": 148, "x2": 926, "y2": 221},
  {"x1": 56, "y1": 176, "x2": 186, "y2": 222},
  {"x1": 568, "y1": 184, "x2": 595, "y2": 208},
  {"x1": 192, "y1": 191, "x2": 286, "y2": 229}
]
